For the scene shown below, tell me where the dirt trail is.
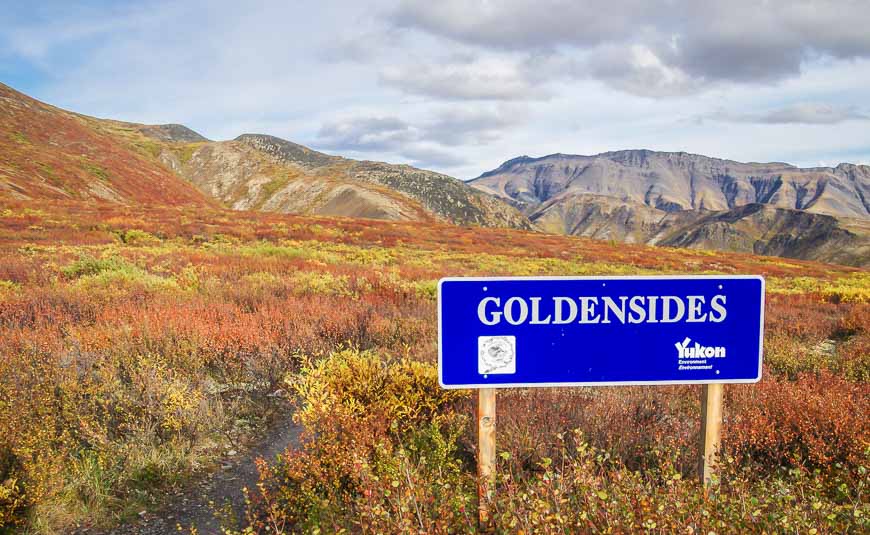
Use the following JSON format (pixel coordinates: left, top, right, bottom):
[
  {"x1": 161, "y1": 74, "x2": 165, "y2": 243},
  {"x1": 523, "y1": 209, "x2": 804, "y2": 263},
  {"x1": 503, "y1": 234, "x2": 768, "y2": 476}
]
[{"x1": 88, "y1": 416, "x2": 301, "y2": 535}]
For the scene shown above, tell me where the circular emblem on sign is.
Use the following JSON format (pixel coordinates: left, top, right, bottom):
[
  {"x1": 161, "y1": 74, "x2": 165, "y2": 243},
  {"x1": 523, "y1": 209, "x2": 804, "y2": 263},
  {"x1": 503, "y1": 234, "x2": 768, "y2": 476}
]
[{"x1": 478, "y1": 336, "x2": 516, "y2": 375}]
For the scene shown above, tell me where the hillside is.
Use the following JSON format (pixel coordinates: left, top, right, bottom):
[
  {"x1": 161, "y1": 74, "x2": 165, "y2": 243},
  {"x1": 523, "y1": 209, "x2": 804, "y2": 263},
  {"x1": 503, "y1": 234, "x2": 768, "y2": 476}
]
[
  {"x1": 528, "y1": 193, "x2": 870, "y2": 266},
  {"x1": 654, "y1": 204, "x2": 870, "y2": 266},
  {"x1": 0, "y1": 82, "x2": 529, "y2": 229},
  {"x1": 473, "y1": 151, "x2": 870, "y2": 266},
  {"x1": 159, "y1": 133, "x2": 531, "y2": 228},
  {"x1": 4, "y1": 80, "x2": 867, "y2": 265},
  {"x1": 0, "y1": 83, "x2": 215, "y2": 207}
]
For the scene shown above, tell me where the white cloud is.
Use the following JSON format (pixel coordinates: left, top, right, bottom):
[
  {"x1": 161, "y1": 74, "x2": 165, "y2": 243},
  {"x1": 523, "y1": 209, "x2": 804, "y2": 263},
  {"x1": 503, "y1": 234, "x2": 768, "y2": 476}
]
[
  {"x1": 400, "y1": 144, "x2": 468, "y2": 168},
  {"x1": 318, "y1": 116, "x2": 417, "y2": 152},
  {"x1": 380, "y1": 54, "x2": 549, "y2": 100},
  {"x1": 581, "y1": 44, "x2": 702, "y2": 98},
  {"x1": 392, "y1": 0, "x2": 870, "y2": 95},
  {"x1": 709, "y1": 103, "x2": 870, "y2": 125},
  {"x1": 314, "y1": 104, "x2": 523, "y2": 169},
  {"x1": 1, "y1": 0, "x2": 868, "y2": 179}
]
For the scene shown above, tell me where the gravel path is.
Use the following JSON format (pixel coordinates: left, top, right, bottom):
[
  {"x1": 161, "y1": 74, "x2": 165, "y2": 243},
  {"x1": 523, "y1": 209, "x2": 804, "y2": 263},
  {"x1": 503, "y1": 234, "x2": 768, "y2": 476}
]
[{"x1": 80, "y1": 416, "x2": 301, "y2": 535}]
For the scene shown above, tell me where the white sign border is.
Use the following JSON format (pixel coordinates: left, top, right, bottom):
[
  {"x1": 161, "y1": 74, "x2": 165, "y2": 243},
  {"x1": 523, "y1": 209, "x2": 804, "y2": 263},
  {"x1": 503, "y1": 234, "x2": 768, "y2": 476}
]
[{"x1": 437, "y1": 275, "x2": 766, "y2": 389}]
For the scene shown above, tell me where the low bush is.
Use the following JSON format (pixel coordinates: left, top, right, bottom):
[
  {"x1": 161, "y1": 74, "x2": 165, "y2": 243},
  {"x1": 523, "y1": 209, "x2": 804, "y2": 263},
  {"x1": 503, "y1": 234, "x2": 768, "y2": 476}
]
[
  {"x1": 117, "y1": 229, "x2": 161, "y2": 246},
  {"x1": 1, "y1": 203, "x2": 866, "y2": 533},
  {"x1": 489, "y1": 432, "x2": 866, "y2": 534},
  {"x1": 288, "y1": 271, "x2": 352, "y2": 297},
  {"x1": 727, "y1": 371, "x2": 869, "y2": 469},
  {"x1": 0, "y1": 447, "x2": 26, "y2": 530},
  {"x1": 244, "y1": 355, "x2": 869, "y2": 533},
  {"x1": 62, "y1": 254, "x2": 178, "y2": 293},
  {"x1": 61, "y1": 254, "x2": 133, "y2": 279},
  {"x1": 292, "y1": 347, "x2": 465, "y2": 434},
  {"x1": 241, "y1": 349, "x2": 471, "y2": 533}
]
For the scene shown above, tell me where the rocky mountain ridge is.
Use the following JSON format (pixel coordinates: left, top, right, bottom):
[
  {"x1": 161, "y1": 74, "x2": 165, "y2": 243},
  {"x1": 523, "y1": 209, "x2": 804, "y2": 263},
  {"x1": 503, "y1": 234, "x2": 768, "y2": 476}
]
[
  {"x1": 156, "y1": 132, "x2": 532, "y2": 228},
  {"x1": 472, "y1": 150, "x2": 870, "y2": 266},
  {"x1": 473, "y1": 150, "x2": 869, "y2": 218}
]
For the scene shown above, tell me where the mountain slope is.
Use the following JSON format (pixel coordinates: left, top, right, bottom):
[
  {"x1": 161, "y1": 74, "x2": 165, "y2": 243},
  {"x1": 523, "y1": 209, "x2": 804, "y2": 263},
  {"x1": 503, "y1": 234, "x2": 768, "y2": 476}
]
[
  {"x1": 473, "y1": 150, "x2": 870, "y2": 219},
  {"x1": 654, "y1": 204, "x2": 870, "y2": 266},
  {"x1": 159, "y1": 137, "x2": 435, "y2": 221},
  {"x1": 473, "y1": 150, "x2": 870, "y2": 266},
  {"x1": 527, "y1": 193, "x2": 869, "y2": 266},
  {"x1": 160, "y1": 133, "x2": 531, "y2": 228},
  {"x1": 0, "y1": 82, "x2": 530, "y2": 229},
  {"x1": 0, "y1": 82, "x2": 215, "y2": 206}
]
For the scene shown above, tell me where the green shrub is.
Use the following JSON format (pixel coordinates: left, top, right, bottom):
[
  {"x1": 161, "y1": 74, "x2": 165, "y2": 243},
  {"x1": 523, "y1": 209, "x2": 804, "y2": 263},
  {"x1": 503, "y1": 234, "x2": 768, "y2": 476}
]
[
  {"x1": 117, "y1": 229, "x2": 160, "y2": 246},
  {"x1": 81, "y1": 162, "x2": 110, "y2": 182},
  {"x1": 61, "y1": 254, "x2": 177, "y2": 292},
  {"x1": 288, "y1": 271, "x2": 353, "y2": 298},
  {"x1": 61, "y1": 255, "x2": 133, "y2": 279}
]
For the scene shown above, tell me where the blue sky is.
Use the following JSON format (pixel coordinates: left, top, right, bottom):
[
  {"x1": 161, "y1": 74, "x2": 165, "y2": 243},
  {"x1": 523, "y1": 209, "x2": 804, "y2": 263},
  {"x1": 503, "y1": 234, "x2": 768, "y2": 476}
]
[{"x1": 2, "y1": 0, "x2": 869, "y2": 178}]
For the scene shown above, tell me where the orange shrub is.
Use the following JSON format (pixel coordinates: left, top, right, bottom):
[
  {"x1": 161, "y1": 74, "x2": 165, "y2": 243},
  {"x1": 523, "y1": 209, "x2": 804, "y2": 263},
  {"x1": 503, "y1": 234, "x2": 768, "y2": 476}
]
[{"x1": 727, "y1": 371, "x2": 869, "y2": 468}]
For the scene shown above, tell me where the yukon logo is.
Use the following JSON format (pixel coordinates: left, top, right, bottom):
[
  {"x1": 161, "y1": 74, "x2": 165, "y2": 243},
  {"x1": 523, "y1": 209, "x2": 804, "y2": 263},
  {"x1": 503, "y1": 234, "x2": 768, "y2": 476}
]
[{"x1": 675, "y1": 337, "x2": 725, "y2": 359}]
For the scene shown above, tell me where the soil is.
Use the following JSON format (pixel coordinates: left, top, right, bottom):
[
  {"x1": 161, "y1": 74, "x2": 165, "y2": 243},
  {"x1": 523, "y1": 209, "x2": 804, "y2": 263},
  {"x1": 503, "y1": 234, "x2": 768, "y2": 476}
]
[{"x1": 76, "y1": 415, "x2": 301, "y2": 535}]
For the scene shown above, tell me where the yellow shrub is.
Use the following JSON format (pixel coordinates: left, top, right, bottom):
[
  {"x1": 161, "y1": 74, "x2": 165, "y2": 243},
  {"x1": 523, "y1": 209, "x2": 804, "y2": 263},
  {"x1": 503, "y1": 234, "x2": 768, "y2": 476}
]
[
  {"x1": 0, "y1": 476, "x2": 26, "y2": 528},
  {"x1": 0, "y1": 281, "x2": 20, "y2": 297},
  {"x1": 129, "y1": 354, "x2": 206, "y2": 435},
  {"x1": 769, "y1": 273, "x2": 870, "y2": 303},
  {"x1": 175, "y1": 265, "x2": 202, "y2": 292},
  {"x1": 411, "y1": 280, "x2": 437, "y2": 300},
  {"x1": 820, "y1": 272, "x2": 870, "y2": 303},
  {"x1": 289, "y1": 271, "x2": 353, "y2": 297},
  {"x1": 291, "y1": 349, "x2": 466, "y2": 432}
]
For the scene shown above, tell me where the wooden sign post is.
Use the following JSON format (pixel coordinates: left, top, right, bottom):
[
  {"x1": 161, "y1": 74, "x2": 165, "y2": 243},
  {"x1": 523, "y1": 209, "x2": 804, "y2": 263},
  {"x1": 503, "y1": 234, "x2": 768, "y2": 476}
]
[
  {"x1": 699, "y1": 383, "x2": 724, "y2": 486},
  {"x1": 477, "y1": 388, "x2": 496, "y2": 530},
  {"x1": 438, "y1": 276, "x2": 764, "y2": 527}
]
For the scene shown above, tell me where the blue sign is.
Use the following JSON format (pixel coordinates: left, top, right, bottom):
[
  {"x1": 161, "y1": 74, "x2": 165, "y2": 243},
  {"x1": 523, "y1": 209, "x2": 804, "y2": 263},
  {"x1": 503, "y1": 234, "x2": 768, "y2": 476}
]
[{"x1": 438, "y1": 276, "x2": 764, "y2": 388}]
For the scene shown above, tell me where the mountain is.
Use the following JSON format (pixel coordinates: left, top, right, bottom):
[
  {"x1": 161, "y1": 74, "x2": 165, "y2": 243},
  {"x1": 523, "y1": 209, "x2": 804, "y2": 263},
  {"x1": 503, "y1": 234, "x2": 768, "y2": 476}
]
[
  {"x1": 473, "y1": 151, "x2": 869, "y2": 218},
  {"x1": 472, "y1": 151, "x2": 870, "y2": 266},
  {"x1": 3, "y1": 81, "x2": 867, "y2": 265},
  {"x1": 0, "y1": 83, "x2": 214, "y2": 206},
  {"x1": 157, "y1": 133, "x2": 531, "y2": 228},
  {"x1": 0, "y1": 82, "x2": 529, "y2": 229}
]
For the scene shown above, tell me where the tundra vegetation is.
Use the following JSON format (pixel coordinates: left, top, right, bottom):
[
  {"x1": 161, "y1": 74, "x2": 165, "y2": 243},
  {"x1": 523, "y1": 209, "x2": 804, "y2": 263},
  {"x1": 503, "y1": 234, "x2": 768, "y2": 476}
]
[{"x1": 0, "y1": 201, "x2": 867, "y2": 534}]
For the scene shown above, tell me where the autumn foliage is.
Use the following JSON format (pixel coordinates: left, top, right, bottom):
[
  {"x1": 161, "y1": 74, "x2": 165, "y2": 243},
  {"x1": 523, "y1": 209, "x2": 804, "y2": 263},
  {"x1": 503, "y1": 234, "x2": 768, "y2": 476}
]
[{"x1": 0, "y1": 200, "x2": 867, "y2": 533}]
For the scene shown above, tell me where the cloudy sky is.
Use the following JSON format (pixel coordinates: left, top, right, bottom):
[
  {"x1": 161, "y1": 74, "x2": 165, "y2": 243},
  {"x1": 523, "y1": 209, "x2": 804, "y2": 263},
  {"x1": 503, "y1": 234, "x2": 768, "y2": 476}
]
[{"x1": 2, "y1": 0, "x2": 869, "y2": 178}]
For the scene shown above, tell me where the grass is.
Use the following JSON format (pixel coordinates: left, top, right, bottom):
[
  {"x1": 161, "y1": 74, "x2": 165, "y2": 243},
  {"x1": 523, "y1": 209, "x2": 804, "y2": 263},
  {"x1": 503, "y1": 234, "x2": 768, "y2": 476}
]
[
  {"x1": 80, "y1": 160, "x2": 111, "y2": 182},
  {"x1": 767, "y1": 272, "x2": 870, "y2": 303},
  {"x1": 256, "y1": 175, "x2": 290, "y2": 207},
  {"x1": 175, "y1": 143, "x2": 204, "y2": 166}
]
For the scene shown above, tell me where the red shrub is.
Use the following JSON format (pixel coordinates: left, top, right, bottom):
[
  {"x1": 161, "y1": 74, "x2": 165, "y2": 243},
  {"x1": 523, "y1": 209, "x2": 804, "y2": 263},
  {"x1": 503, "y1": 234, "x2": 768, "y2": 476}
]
[{"x1": 727, "y1": 371, "x2": 869, "y2": 468}]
